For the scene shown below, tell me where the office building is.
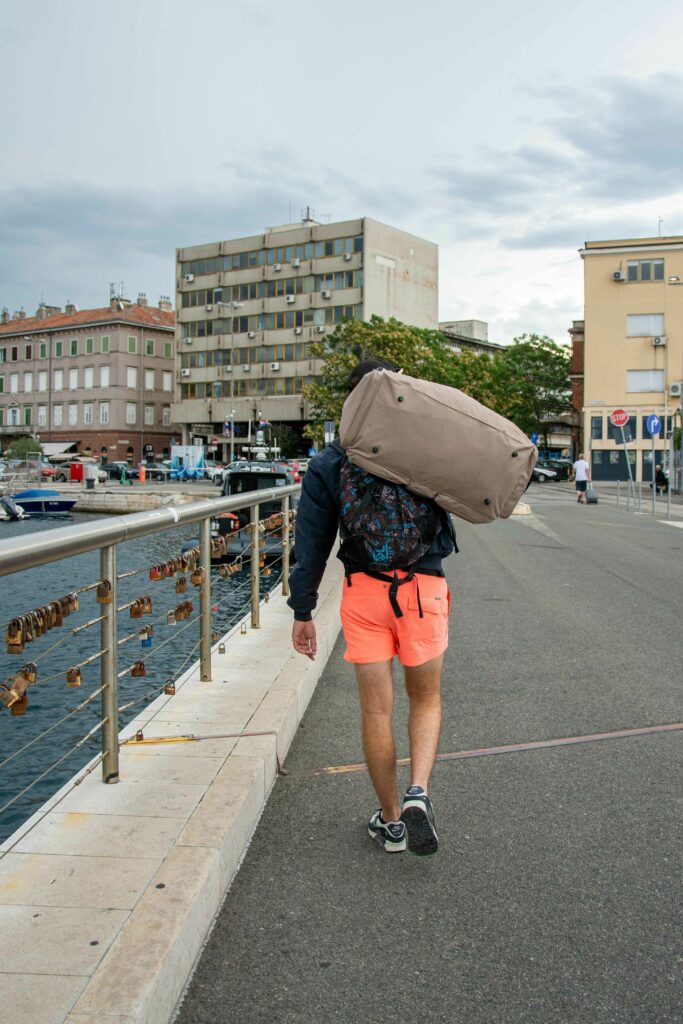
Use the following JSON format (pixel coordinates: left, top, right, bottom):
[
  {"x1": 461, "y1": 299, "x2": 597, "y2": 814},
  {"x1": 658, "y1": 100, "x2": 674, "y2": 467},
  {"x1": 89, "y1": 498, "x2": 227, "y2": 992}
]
[
  {"x1": 580, "y1": 237, "x2": 683, "y2": 480},
  {"x1": 174, "y1": 215, "x2": 438, "y2": 454},
  {"x1": 0, "y1": 292, "x2": 177, "y2": 463}
]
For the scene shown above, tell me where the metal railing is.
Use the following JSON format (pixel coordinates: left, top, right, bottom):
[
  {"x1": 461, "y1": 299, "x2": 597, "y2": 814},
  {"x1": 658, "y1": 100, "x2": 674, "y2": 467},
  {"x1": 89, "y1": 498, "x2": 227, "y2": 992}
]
[{"x1": 0, "y1": 484, "x2": 299, "y2": 817}]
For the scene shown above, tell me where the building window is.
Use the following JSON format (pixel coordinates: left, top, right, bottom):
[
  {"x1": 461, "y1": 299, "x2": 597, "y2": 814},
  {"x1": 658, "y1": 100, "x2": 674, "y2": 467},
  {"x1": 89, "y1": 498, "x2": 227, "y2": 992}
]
[
  {"x1": 84, "y1": 367, "x2": 94, "y2": 388},
  {"x1": 85, "y1": 337, "x2": 94, "y2": 355},
  {"x1": 23, "y1": 406, "x2": 31, "y2": 426},
  {"x1": 69, "y1": 368, "x2": 78, "y2": 390},
  {"x1": 144, "y1": 404, "x2": 154, "y2": 425},
  {"x1": 162, "y1": 405, "x2": 171, "y2": 426},
  {"x1": 627, "y1": 259, "x2": 664, "y2": 282},
  {"x1": 0, "y1": 376, "x2": 3, "y2": 393},
  {"x1": 0, "y1": 409, "x2": 3, "y2": 425},
  {"x1": 10, "y1": 373, "x2": 19, "y2": 394},
  {"x1": 162, "y1": 370, "x2": 173, "y2": 392},
  {"x1": 37, "y1": 405, "x2": 47, "y2": 427},
  {"x1": 84, "y1": 403, "x2": 93, "y2": 425},
  {"x1": 70, "y1": 339, "x2": 78, "y2": 356},
  {"x1": 626, "y1": 313, "x2": 664, "y2": 337},
  {"x1": 24, "y1": 372, "x2": 33, "y2": 393},
  {"x1": 0, "y1": 349, "x2": 5, "y2": 363},
  {"x1": 38, "y1": 370, "x2": 47, "y2": 391},
  {"x1": 54, "y1": 369, "x2": 63, "y2": 390},
  {"x1": 145, "y1": 339, "x2": 155, "y2": 356},
  {"x1": 39, "y1": 342, "x2": 47, "y2": 359},
  {"x1": 101, "y1": 335, "x2": 110, "y2": 354},
  {"x1": 626, "y1": 370, "x2": 665, "y2": 393},
  {"x1": 8, "y1": 406, "x2": 20, "y2": 426},
  {"x1": 641, "y1": 414, "x2": 672, "y2": 439},
  {"x1": 164, "y1": 341, "x2": 173, "y2": 359},
  {"x1": 25, "y1": 344, "x2": 32, "y2": 359},
  {"x1": 53, "y1": 404, "x2": 63, "y2": 426},
  {"x1": 55, "y1": 341, "x2": 63, "y2": 358},
  {"x1": 128, "y1": 336, "x2": 137, "y2": 354},
  {"x1": 144, "y1": 369, "x2": 155, "y2": 390},
  {"x1": 126, "y1": 402, "x2": 136, "y2": 425},
  {"x1": 590, "y1": 416, "x2": 603, "y2": 440},
  {"x1": 607, "y1": 415, "x2": 637, "y2": 440},
  {"x1": 127, "y1": 366, "x2": 137, "y2": 388},
  {"x1": 68, "y1": 403, "x2": 78, "y2": 426},
  {"x1": 11, "y1": 346, "x2": 18, "y2": 361},
  {"x1": 100, "y1": 366, "x2": 110, "y2": 388},
  {"x1": 100, "y1": 402, "x2": 109, "y2": 425}
]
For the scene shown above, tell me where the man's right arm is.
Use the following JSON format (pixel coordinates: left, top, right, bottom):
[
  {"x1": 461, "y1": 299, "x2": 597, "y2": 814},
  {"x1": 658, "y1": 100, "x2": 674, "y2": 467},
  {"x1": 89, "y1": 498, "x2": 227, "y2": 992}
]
[{"x1": 287, "y1": 455, "x2": 339, "y2": 622}]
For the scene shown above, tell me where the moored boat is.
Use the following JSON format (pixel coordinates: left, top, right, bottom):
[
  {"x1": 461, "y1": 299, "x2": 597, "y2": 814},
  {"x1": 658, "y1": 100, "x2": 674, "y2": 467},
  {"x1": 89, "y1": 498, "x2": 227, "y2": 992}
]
[{"x1": 12, "y1": 489, "x2": 77, "y2": 515}]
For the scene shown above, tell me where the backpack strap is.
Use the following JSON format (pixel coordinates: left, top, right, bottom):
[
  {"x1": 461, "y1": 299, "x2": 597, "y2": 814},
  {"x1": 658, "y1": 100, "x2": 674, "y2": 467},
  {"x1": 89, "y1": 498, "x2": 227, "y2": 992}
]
[{"x1": 348, "y1": 568, "x2": 420, "y2": 619}]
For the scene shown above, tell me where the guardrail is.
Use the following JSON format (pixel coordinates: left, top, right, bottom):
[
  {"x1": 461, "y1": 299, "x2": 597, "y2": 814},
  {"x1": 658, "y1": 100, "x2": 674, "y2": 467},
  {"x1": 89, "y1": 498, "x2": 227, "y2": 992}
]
[{"x1": 0, "y1": 483, "x2": 300, "y2": 834}]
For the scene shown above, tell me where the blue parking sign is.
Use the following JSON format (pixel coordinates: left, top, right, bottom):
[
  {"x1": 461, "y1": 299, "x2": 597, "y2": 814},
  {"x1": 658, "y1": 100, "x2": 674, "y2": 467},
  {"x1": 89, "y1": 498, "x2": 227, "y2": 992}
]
[{"x1": 646, "y1": 414, "x2": 661, "y2": 436}]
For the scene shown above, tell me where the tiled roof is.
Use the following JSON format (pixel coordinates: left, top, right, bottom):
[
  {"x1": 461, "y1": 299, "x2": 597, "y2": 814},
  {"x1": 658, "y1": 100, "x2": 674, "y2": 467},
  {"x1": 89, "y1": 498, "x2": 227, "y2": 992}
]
[{"x1": 0, "y1": 305, "x2": 175, "y2": 337}]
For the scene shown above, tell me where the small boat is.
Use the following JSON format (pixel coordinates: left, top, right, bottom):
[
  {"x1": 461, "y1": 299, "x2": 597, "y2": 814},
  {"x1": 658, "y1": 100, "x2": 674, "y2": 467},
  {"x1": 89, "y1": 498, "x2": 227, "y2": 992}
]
[
  {"x1": 0, "y1": 495, "x2": 27, "y2": 520},
  {"x1": 12, "y1": 489, "x2": 77, "y2": 515}
]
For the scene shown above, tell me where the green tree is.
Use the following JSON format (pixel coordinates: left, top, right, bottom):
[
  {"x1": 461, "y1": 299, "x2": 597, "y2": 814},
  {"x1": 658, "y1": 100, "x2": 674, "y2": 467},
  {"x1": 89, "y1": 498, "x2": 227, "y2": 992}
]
[
  {"x1": 490, "y1": 334, "x2": 571, "y2": 443},
  {"x1": 271, "y1": 423, "x2": 302, "y2": 458},
  {"x1": 5, "y1": 437, "x2": 43, "y2": 460}
]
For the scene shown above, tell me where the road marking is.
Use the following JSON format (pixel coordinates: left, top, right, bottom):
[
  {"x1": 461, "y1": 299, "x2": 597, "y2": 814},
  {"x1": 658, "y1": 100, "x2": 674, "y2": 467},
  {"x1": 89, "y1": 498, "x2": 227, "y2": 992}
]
[{"x1": 281, "y1": 722, "x2": 683, "y2": 779}]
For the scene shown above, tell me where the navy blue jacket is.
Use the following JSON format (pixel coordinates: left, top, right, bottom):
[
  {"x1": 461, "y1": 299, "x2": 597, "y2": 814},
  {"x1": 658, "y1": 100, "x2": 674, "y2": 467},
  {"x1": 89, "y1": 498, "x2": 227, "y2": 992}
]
[{"x1": 287, "y1": 445, "x2": 457, "y2": 621}]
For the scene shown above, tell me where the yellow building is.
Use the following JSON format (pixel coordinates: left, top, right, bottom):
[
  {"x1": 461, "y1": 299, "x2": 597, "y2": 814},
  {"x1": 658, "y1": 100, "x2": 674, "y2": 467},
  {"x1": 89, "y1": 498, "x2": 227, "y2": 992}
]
[{"x1": 580, "y1": 237, "x2": 683, "y2": 481}]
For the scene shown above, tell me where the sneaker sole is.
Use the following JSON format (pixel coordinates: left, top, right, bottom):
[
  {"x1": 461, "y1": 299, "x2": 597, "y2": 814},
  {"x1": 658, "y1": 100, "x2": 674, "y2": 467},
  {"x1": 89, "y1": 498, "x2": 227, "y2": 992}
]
[
  {"x1": 401, "y1": 804, "x2": 438, "y2": 856},
  {"x1": 367, "y1": 826, "x2": 406, "y2": 853}
]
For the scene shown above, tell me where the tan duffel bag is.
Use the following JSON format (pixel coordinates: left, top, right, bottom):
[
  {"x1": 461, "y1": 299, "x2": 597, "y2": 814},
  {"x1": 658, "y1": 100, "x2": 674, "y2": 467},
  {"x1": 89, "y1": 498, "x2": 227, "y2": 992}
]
[{"x1": 339, "y1": 369, "x2": 537, "y2": 524}]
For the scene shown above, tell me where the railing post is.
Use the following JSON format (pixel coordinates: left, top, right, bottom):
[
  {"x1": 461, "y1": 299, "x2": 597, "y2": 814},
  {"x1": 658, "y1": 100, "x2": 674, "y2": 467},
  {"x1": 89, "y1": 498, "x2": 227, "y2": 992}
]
[
  {"x1": 281, "y1": 495, "x2": 290, "y2": 597},
  {"x1": 251, "y1": 502, "x2": 260, "y2": 629},
  {"x1": 100, "y1": 543, "x2": 119, "y2": 784},
  {"x1": 199, "y1": 515, "x2": 212, "y2": 681}
]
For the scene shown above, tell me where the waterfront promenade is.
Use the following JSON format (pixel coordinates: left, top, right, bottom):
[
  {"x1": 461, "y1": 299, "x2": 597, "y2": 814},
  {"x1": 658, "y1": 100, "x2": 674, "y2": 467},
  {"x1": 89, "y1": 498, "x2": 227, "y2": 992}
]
[
  {"x1": 177, "y1": 486, "x2": 682, "y2": 1024},
  {"x1": 1, "y1": 485, "x2": 681, "y2": 1023}
]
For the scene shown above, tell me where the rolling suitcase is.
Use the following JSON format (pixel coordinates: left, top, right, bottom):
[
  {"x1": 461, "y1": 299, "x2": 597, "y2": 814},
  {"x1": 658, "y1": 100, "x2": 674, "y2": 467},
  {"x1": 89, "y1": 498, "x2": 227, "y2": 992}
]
[{"x1": 585, "y1": 486, "x2": 598, "y2": 504}]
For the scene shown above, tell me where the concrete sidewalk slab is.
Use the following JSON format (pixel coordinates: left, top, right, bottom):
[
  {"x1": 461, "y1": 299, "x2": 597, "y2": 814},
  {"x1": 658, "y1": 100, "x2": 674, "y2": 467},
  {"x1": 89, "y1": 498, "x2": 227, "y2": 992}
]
[{"x1": 0, "y1": 560, "x2": 344, "y2": 1024}]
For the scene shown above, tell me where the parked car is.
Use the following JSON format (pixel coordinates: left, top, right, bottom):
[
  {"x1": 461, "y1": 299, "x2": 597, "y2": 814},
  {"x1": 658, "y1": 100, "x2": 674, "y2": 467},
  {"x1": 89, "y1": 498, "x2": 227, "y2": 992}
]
[
  {"x1": 202, "y1": 460, "x2": 226, "y2": 482},
  {"x1": 537, "y1": 458, "x2": 571, "y2": 481},
  {"x1": 143, "y1": 462, "x2": 172, "y2": 481},
  {"x1": 530, "y1": 465, "x2": 558, "y2": 484},
  {"x1": 100, "y1": 461, "x2": 139, "y2": 480}
]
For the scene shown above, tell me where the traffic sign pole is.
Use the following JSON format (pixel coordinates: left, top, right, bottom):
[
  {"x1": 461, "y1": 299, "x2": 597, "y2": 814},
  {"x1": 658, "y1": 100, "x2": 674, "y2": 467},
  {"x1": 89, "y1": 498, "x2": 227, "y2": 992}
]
[
  {"x1": 652, "y1": 433, "x2": 656, "y2": 515},
  {"x1": 619, "y1": 425, "x2": 636, "y2": 507}
]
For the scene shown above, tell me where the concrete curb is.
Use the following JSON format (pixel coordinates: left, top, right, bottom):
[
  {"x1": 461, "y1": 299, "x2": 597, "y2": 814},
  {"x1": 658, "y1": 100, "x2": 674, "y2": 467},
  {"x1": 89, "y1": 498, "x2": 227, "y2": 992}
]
[{"x1": 0, "y1": 562, "x2": 344, "y2": 1024}]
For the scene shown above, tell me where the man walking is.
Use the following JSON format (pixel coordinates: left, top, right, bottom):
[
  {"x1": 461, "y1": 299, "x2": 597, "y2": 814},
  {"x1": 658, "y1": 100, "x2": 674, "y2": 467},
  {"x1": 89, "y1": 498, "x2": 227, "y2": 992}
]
[
  {"x1": 289, "y1": 360, "x2": 457, "y2": 856},
  {"x1": 573, "y1": 452, "x2": 591, "y2": 503}
]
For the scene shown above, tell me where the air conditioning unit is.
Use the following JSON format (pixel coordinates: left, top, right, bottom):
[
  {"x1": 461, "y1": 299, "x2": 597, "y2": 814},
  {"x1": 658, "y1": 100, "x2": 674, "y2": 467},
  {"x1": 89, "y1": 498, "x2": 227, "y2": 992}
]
[
  {"x1": 184, "y1": 338, "x2": 193, "y2": 345},
  {"x1": 205, "y1": 305, "x2": 213, "y2": 312},
  {"x1": 321, "y1": 289, "x2": 332, "y2": 299},
  {"x1": 613, "y1": 270, "x2": 627, "y2": 282},
  {"x1": 315, "y1": 325, "x2": 325, "y2": 334},
  {"x1": 669, "y1": 381, "x2": 682, "y2": 397},
  {"x1": 293, "y1": 327, "x2": 302, "y2": 335},
  {"x1": 242, "y1": 364, "x2": 250, "y2": 371},
  {"x1": 270, "y1": 362, "x2": 280, "y2": 371},
  {"x1": 343, "y1": 252, "x2": 352, "y2": 261},
  {"x1": 247, "y1": 330, "x2": 256, "y2": 338},
  {"x1": 652, "y1": 336, "x2": 667, "y2": 347},
  {"x1": 286, "y1": 295, "x2": 296, "y2": 304},
  {"x1": 292, "y1": 258, "x2": 301, "y2": 268},
  {"x1": 184, "y1": 273, "x2": 194, "y2": 283},
  {"x1": 223, "y1": 365, "x2": 232, "y2": 373},
  {"x1": 181, "y1": 368, "x2": 191, "y2": 378},
  {"x1": 273, "y1": 263, "x2": 282, "y2": 272}
]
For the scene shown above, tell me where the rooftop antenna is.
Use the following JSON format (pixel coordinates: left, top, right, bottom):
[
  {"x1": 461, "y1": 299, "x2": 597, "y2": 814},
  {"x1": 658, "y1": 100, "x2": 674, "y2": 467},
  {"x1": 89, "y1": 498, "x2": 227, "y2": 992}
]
[{"x1": 301, "y1": 205, "x2": 316, "y2": 223}]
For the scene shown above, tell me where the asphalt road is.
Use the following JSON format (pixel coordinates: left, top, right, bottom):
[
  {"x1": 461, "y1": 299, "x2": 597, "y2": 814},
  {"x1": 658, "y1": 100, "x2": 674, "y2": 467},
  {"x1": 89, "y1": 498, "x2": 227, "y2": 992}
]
[{"x1": 175, "y1": 485, "x2": 683, "y2": 1024}]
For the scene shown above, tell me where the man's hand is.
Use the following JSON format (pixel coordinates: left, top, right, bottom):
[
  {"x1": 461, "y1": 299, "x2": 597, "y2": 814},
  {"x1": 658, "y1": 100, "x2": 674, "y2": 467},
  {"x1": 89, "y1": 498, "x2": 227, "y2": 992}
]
[{"x1": 292, "y1": 620, "x2": 317, "y2": 660}]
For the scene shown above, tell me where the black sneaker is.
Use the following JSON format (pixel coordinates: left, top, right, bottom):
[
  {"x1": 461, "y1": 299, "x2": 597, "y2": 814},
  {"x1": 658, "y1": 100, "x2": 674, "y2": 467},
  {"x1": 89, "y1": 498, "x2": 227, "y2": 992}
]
[
  {"x1": 368, "y1": 810, "x2": 407, "y2": 853},
  {"x1": 401, "y1": 786, "x2": 439, "y2": 856}
]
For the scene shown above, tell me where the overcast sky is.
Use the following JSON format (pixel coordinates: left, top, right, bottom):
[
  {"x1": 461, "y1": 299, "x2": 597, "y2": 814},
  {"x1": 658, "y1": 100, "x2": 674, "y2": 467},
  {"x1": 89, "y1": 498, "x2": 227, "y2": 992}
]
[{"x1": 2, "y1": 0, "x2": 683, "y2": 343}]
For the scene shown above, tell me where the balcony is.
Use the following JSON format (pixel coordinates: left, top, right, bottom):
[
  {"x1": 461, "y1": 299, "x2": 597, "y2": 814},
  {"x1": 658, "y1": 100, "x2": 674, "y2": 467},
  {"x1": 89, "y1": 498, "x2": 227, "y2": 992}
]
[{"x1": 0, "y1": 423, "x2": 35, "y2": 435}]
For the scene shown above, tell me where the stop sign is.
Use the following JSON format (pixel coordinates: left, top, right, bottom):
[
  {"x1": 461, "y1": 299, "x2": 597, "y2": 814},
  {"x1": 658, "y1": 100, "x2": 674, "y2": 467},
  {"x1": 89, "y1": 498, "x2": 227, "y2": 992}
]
[{"x1": 610, "y1": 408, "x2": 629, "y2": 428}]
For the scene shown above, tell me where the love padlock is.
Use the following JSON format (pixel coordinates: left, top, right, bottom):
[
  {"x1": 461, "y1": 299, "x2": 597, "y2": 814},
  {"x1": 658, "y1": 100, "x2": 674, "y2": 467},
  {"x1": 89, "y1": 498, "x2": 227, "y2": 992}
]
[
  {"x1": 10, "y1": 694, "x2": 28, "y2": 716},
  {"x1": 22, "y1": 662, "x2": 37, "y2": 684},
  {"x1": 190, "y1": 567, "x2": 205, "y2": 587},
  {"x1": 218, "y1": 642, "x2": 226, "y2": 654},
  {"x1": 175, "y1": 576, "x2": 187, "y2": 594},
  {"x1": 51, "y1": 602, "x2": 63, "y2": 627},
  {"x1": 6, "y1": 619, "x2": 25, "y2": 654},
  {"x1": 142, "y1": 594, "x2": 153, "y2": 615},
  {"x1": 96, "y1": 579, "x2": 113, "y2": 604},
  {"x1": 66, "y1": 666, "x2": 82, "y2": 688},
  {"x1": 131, "y1": 661, "x2": 146, "y2": 678},
  {"x1": 164, "y1": 681, "x2": 176, "y2": 695},
  {"x1": 149, "y1": 565, "x2": 163, "y2": 581},
  {"x1": 167, "y1": 610, "x2": 176, "y2": 625},
  {"x1": 68, "y1": 593, "x2": 79, "y2": 613},
  {"x1": 130, "y1": 600, "x2": 143, "y2": 619}
]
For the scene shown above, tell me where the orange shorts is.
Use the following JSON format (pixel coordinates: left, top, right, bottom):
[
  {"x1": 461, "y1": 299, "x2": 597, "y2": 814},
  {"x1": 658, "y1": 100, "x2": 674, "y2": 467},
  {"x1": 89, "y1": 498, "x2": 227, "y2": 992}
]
[{"x1": 340, "y1": 571, "x2": 450, "y2": 667}]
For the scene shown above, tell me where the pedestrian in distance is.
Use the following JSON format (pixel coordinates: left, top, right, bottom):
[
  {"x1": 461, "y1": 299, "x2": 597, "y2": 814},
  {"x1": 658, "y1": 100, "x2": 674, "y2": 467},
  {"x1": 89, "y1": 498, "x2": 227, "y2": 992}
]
[
  {"x1": 288, "y1": 359, "x2": 457, "y2": 856},
  {"x1": 573, "y1": 453, "x2": 591, "y2": 503},
  {"x1": 654, "y1": 464, "x2": 669, "y2": 495}
]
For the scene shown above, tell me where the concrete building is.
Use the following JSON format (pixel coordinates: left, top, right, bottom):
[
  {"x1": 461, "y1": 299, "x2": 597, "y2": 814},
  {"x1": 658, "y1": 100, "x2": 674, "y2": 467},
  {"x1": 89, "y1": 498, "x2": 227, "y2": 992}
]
[
  {"x1": 0, "y1": 293, "x2": 178, "y2": 464},
  {"x1": 174, "y1": 215, "x2": 438, "y2": 454},
  {"x1": 439, "y1": 319, "x2": 505, "y2": 356},
  {"x1": 580, "y1": 237, "x2": 683, "y2": 481}
]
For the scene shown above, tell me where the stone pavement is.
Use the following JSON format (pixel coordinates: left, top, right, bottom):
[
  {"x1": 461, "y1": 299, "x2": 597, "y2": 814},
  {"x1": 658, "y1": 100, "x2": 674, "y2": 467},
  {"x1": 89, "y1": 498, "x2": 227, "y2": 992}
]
[{"x1": 176, "y1": 488, "x2": 682, "y2": 1024}]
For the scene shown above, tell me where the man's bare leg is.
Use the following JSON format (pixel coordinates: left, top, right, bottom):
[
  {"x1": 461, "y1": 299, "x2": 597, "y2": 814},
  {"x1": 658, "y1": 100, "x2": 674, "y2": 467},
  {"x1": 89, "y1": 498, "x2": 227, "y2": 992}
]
[
  {"x1": 355, "y1": 660, "x2": 400, "y2": 822},
  {"x1": 404, "y1": 654, "x2": 444, "y2": 792}
]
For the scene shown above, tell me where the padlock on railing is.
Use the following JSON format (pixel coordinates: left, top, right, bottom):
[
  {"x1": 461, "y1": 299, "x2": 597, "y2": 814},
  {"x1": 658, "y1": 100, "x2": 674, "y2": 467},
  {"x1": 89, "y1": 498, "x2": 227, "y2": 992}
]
[
  {"x1": 10, "y1": 693, "x2": 28, "y2": 716},
  {"x1": 131, "y1": 661, "x2": 146, "y2": 678},
  {"x1": 140, "y1": 630, "x2": 153, "y2": 649},
  {"x1": 69, "y1": 593, "x2": 79, "y2": 613},
  {"x1": 66, "y1": 666, "x2": 82, "y2": 688},
  {"x1": 163, "y1": 561, "x2": 174, "y2": 578},
  {"x1": 96, "y1": 579, "x2": 113, "y2": 604},
  {"x1": 149, "y1": 564, "x2": 163, "y2": 581},
  {"x1": 7, "y1": 619, "x2": 25, "y2": 654},
  {"x1": 218, "y1": 564, "x2": 230, "y2": 579},
  {"x1": 22, "y1": 662, "x2": 37, "y2": 684},
  {"x1": 218, "y1": 642, "x2": 226, "y2": 654},
  {"x1": 1, "y1": 672, "x2": 29, "y2": 710},
  {"x1": 142, "y1": 594, "x2": 153, "y2": 615},
  {"x1": 212, "y1": 631, "x2": 219, "y2": 643},
  {"x1": 52, "y1": 602, "x2": 63, "y2": 627},
  {"x1": 167, "y1": 610, "x2": 176, "y2": 625},
  {"x1": 262, "y1": 566, "x2": 272, "y2": 577},
  {"x1": 164, "y1": 680, "x2": 176, "y2": 695},
  {"x1": 190, "y1": 566, "x2": 205, "y2": 587},
  {"x1": 130, "y1": 599, "x2": 143, "y2": 619},
  {"x1": 175, "y1": 576, "x2": 187, "y2": 594}
]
